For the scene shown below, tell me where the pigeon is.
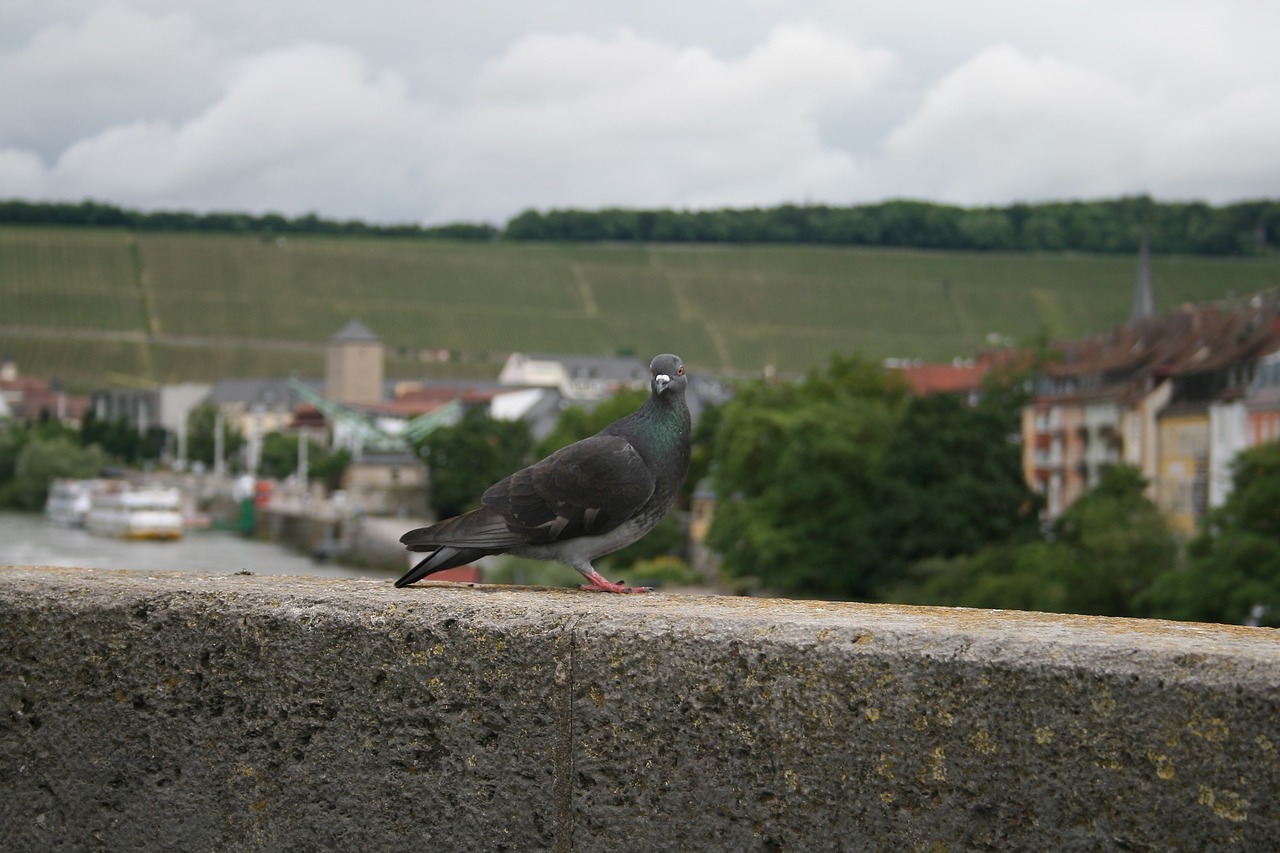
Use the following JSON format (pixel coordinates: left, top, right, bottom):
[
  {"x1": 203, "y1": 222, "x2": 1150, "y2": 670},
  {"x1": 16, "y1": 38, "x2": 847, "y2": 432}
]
[{"x1": 396, "y1": 353, "x2": 692, "y2": 593}]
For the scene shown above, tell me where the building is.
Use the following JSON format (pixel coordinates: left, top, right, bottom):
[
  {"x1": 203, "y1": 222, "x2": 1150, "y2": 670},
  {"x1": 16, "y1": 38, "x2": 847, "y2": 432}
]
[
  {"x1": 498, "y1": 353, "x2": 649, "y2": 401},
  {"x1": 202, "y1": 377, "x2": 320, "y2": 473},
  {"x1": 887, "y1": 349, "x2": 1031, "y2": 404},
  {"x1": 1025, "y1": 297, "x2": 1280, "y2": 528},
  {"x1": 687, "y1": 478, "x2": 721, "y2": 577},
  {"x1": 89, "y1": 388, "x2": 159, "y2": 430},
  {"x1": 1023, "y1": 398, "x2": 1088, "y2": 519},
  {"x1": 204, "y1": 377, "x2": 316, "y2": 438},
  {"x1": 890, "y1": 358, "x2": 988, "y2": 404},
  {"x1": 326, "y1": 319, "x2": 385, "y2": 406},
  {"x1": 1156, "y1": 405, "x2": 1210, "y2": 533},
  {"x1": 1159, "y1": 304, "x2": 1279, "y2": 527},
  {"x1": 0, "y1": 354, "x2": 89, "y2": 425},
  {"x1": 1245, "y1": 349, "x2": 1280, "y2": 446},
  {"x1": 343, "y1": 449, "x2": 428, "y2": 517}
]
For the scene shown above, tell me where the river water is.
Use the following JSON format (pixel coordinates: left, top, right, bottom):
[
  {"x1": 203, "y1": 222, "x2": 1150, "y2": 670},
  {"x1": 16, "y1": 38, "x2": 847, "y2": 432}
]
[{"x1": 0, "y1": 510, "x2": 394, "y2": 580}]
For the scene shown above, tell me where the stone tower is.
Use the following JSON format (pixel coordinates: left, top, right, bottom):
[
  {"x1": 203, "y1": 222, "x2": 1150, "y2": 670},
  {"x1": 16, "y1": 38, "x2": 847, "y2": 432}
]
[{"x1": 325, "y1": 319, "x2": 384, "y2": 406}]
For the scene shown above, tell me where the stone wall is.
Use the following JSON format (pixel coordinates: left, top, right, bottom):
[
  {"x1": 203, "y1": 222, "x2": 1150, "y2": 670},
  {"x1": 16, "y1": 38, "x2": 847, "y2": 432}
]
[{"x1": 2, "y1": 565, "x2": 1277, "y2": 851}]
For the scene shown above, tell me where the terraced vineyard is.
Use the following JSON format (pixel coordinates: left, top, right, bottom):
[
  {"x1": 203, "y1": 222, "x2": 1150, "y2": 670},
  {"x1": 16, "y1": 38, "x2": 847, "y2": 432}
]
[{"x1": 3, "y1": 225, "x2": 1279, "y2": 390}]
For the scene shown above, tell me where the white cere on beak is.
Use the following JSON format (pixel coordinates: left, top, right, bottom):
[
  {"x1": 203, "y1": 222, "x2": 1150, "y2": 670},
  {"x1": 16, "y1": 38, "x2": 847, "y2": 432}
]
[{"x1": 654, "y1": 373, "x2": 671, "y2": 392}]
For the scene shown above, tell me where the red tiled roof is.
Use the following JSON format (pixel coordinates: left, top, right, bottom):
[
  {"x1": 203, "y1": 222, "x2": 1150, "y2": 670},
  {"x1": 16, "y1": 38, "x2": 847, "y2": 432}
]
[
  {"x1": 1046, "y1": 302, "x2": 1280, "y2": 382},
  {"x1": 899, "y1": 363, "x2": 988, "y2": 395},
  {"x1": 895, "y1": 349, "x2": 1032, "y2": 396}
]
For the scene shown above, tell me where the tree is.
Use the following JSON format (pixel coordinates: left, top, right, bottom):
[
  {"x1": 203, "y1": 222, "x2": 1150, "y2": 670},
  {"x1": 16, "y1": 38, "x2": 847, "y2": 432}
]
[
  {"x1": 186, "y1": 404, "x2": 245, "y2": 471},
  {"x1": 10, "y1": 436, "x2": 105, "y2": 510},
  {"x1": 703, "y1": 352, "x2": 1049, "y2": 600},
  {"x1": 957, "y1": 209, "x2": 1016, "y2": 250},
  {"x1": 310, "y1": 446, "x2": 352, "y2": 493},
  {"x1": 884, "y1": 542, "x2": 1076, "y2": 613},
  {"x1": 257, "y1": 431, "x2": 352, "y2": 491},
  {"x1": 874, "y1": 391, "x2": 1041, "y2": 583},
  {"x1": 1050, "y1": 465, "x2": 1176, "y2": 616},
  {"x1": 706, "y1": 355, "x2": 903, "y2": 597},
  {"x1": 1142, "y1": 444, "x2": 1280, "y2": 626},
  {"x1": 533, "y1": 389, "x2": 647, "y2": 458},
  {"x1": 415, "y1": 406, "x2": 532, "y2": 519},
  {"x1": 886, "y1": 464, "x2": 1175, "y2": 617},
  {"x1": 0, "y1": 423, "x2": 32, "y2": 507},
  {"x1": 257, "y1": 431, "x2": 302, "y2": 480},
  {"x1": 80, "y1": 409, "x2": 164, "y2": 464}
]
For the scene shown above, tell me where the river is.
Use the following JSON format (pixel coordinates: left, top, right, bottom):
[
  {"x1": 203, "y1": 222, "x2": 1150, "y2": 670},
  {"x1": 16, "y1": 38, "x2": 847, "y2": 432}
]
[{"x1": 0, "y1": 511, "x2": 395, "y2": 580}]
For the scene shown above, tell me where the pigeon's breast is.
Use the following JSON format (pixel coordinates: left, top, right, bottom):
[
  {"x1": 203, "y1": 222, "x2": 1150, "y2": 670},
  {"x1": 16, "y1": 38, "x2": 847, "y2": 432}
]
[{"x1": 512, "y1": 511, "x2": 659, "y2": 565}]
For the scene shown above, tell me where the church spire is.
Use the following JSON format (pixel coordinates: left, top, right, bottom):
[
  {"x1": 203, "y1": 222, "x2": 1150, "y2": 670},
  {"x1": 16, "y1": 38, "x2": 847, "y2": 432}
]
[{"x1": 1130, "y1": 225, "x2": 1155, "y2": 323}]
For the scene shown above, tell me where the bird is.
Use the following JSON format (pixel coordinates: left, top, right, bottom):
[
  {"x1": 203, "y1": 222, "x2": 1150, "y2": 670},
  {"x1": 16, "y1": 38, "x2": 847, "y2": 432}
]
[{"x1": 396, "y1": 353, "x2": 692, "y2": 593}]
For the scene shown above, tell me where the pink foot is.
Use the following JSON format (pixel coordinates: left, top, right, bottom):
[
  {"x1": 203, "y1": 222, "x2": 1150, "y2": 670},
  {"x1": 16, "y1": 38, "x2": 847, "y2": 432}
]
[{"x1": 578, "y1": 571, "x2": 652, "y2": 594}]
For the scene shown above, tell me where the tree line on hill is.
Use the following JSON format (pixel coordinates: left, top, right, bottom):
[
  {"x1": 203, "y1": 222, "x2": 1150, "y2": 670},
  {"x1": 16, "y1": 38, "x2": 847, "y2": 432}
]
[
  {"x1": 3, "y1": 195, "x2": 1279, "y2": 255},
  {"x1": 0, "y1": 199, "x2": 498, "y2": 241},
  {"x1": 505, "y1": 198, "x2": 1280, "y2": 254}
]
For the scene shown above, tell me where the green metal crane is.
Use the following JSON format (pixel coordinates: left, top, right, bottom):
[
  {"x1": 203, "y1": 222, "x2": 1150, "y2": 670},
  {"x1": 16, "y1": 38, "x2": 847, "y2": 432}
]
[{"x1": 286, "y1": 378, "x2": 461, "y2": 453}]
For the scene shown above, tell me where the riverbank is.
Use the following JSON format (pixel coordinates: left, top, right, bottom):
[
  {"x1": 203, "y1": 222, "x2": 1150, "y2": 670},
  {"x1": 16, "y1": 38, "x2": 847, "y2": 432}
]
[{"x1": 0, "y1": 510, "x2": 395, "y2": 579}]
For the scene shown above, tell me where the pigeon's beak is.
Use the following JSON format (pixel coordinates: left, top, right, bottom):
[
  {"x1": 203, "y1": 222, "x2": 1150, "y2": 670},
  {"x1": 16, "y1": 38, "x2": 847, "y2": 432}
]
[{"x1": 654, "y1": 373, "x2": 671, "y2": 394}]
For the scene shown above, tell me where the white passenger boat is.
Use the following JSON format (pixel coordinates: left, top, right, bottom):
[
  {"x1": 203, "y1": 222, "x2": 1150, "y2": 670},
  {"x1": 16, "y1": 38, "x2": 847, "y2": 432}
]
[
  {"x1": 45, "y1": 478, "x2": 101, "y2": 527},
  {"x1": 85, "y1": 484, "x2": 184, "y2": 541}
]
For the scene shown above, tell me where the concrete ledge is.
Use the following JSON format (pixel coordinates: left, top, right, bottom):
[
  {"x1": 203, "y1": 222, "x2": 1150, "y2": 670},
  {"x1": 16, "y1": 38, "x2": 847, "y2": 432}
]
[{"x1": 2, "y1": 565, "x2": 1278, "y2": 851}]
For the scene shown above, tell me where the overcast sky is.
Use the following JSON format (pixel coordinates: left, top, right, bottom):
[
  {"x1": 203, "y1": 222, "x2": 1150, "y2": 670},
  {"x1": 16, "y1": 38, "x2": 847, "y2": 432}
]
[{"x1": 2, "y1": 1, "x2": 1277, "y2": 226}]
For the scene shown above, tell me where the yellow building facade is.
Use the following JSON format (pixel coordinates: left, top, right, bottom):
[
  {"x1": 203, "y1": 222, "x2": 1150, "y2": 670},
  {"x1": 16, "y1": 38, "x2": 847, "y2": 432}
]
[{"x1": 1156, "y1": 409, "x2": 1210, "y2": 534}]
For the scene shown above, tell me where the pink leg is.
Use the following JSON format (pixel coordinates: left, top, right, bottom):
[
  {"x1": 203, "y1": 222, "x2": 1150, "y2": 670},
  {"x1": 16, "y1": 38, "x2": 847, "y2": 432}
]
[{"x1": 578, "y1": 569, "x2": 651, "y2": 594}]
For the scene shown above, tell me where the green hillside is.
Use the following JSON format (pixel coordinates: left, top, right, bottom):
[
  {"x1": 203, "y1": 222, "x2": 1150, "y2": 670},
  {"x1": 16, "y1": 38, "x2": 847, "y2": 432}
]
[{"x1": 3, "y1": 226, "x2": 1279, "y2": 390}]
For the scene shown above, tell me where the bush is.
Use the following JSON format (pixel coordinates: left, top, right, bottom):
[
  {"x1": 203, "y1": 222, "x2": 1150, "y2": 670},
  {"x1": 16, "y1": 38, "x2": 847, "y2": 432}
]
[{"x1": 11, "y1": 436, "x2": 105, "y2": 510}]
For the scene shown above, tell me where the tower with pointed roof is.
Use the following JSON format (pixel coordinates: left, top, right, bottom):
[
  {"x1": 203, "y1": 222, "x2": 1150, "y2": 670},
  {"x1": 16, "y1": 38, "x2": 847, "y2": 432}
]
[
  {"x1": 1130, "y1": 226, "x2": 1155, "y2": 324},
  {"x1": 325, "y1": 319, "x2": 384, "y2": 405}
]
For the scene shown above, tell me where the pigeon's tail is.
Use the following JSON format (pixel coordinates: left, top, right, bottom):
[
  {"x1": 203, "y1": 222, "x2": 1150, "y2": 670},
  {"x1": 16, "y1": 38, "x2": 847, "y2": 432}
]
[
  {"x1": 400, "y1": 506, "x2": 523, "y2": 550},
  {"x1": 394, "y1": 545, "x2": 490, "y2": 588},
  {"x1": 395, "y1": 507, "x2": 523, "y2": 588}
]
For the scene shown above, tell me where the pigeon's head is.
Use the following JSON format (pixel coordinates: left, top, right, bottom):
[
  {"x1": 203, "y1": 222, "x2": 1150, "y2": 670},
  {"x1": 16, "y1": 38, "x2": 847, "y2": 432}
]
[{"x1": 649, "y1": 353, "x2": 687, "y2": 397}]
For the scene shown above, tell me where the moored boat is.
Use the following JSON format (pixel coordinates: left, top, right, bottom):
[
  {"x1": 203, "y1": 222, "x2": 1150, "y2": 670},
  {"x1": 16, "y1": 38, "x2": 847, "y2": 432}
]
[
  {"x1": 45, "y1": 478, "x2": 101, "y2": 527},
  {"x1": 85, "y1": 484, "x2": 184, "y2": 541}
]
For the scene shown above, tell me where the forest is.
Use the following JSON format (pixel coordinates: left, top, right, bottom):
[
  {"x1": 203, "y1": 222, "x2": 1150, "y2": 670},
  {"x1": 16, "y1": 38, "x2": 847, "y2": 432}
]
[
  {"x1": 3, "y1": 195, "x2": 1279, "y2": 255},
  {"x1": 0, "y1": 199, "x2": 498, "y2": 241}
]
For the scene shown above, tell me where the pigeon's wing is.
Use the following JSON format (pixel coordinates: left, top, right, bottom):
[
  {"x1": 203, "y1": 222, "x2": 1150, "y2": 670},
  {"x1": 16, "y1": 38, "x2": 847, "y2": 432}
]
[
  {"x1": 399, "y1": 505, "x2": 526, "y2": 551},
  {"x1": 482, "y1": 433, "x2": 655, "y2": 544}
]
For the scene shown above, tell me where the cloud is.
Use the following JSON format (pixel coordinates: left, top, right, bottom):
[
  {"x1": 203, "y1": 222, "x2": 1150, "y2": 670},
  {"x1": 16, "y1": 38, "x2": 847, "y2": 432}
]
[
  {"x1": 2, "y1": 6, "x2": 1276, "y2": 223},
  {"x1": 46, "y1": 43, "x2": 433, "y2": 220},
  {"x1": 869, "y1": 41, "x2": 1280, "y2": 204},
  {"x1": 872, "y1": 45, "x2": 1155, "y2": 203},
  {"x1": 1149, "y1": 83, "x2": 1280, "y2": 200},
  {"x1": 0, "y1": 148, "x2": 44, "y2": 197},
  {"x1": 20, "y1": 22, "x2": 896, "y2": 224},
  {"x1": 430, "y1": 23, "x2": 897, "y2": 218},
  {"x1": 0, "y1": 5, "x2": 222, "y2": 157}
]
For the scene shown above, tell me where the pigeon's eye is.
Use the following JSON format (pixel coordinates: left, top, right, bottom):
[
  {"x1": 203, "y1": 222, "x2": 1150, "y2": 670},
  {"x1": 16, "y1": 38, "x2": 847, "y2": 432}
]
[{"x1": 677, "y1": 366, "x2": 685, "y2": 375}]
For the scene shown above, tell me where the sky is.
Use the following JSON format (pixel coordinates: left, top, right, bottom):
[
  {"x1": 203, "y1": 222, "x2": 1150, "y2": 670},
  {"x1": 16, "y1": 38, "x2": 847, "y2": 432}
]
[{"x1": 1, "y1": 1, "x2": 1278, "y2": 227}]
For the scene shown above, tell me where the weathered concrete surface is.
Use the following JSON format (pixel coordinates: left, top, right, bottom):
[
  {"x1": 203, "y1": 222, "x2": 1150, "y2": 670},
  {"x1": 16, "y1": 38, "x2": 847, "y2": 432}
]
[{"x1": 2, "y1": 566, "x2": 1278, "y2": 851}]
